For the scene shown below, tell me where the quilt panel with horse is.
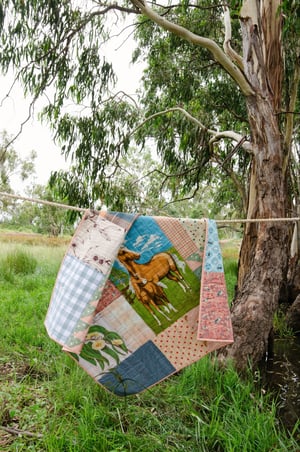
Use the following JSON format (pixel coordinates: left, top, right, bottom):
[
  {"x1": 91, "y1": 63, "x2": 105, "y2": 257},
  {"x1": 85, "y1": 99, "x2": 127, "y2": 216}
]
[{"x1": 45, "y1": 210, "x2": 233, "y2": 396}]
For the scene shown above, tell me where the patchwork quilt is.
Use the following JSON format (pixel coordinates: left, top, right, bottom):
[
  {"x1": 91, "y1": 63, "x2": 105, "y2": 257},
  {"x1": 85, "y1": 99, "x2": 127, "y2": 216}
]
[{"x1": 45, "y1": 210, "x2": 233, "y2": 396}]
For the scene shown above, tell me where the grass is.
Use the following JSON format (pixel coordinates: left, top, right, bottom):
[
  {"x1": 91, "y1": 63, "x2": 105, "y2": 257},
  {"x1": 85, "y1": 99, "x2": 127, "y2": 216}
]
[
  {"x1": 0, "y1": 234, "x2": 299, "y2": 451},
  {"x1": 220, "y1": 239, "x2": 240, "y2": 302},
  {"x1": 273, "y1": 308, "x2": 296, "y2": 339}
]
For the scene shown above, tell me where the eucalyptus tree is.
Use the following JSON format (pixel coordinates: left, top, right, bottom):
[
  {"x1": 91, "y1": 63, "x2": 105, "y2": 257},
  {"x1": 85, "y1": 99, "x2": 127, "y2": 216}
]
[
  {"x1": 132, "y1": 6, "x2": 250, "y2": 216},
  {"x1": 0, "y1": 0, "x2": 299, "y2": 370},
  {"x1": 0, "y1": 131, "x2": 36, "y2": 191},
  {"x1": 6, "y1": 184, "x2": 75, "y2": 236}
]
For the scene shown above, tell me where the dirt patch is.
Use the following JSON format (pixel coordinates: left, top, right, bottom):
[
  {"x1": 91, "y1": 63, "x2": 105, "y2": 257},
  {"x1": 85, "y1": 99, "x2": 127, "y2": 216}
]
[
  {"x1": 0, "y1": 362, "x2": 15, "y2": 380},
  {"x1": 0, "y1": 361, "x2": 48, "y2": 383}
]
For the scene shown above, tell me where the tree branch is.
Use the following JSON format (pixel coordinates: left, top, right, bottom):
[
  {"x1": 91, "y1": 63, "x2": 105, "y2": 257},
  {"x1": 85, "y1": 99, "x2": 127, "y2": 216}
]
[
  {"x1": 129, "y1": 0, "x2": 254, "y2": 96},
  {"x1": 130, "y1": 106, "x2": 253, "y2": 152},
  {"x1": 88, "y1": 3, "x2": 140, "y2": 17},
  {"x1": 140, "y1": 106, "x2": 211, "y2": 131},
  {"x1": 222, "y1": 5, "x2": 244, "y2": 71},
  {"x1": 211, "y1": 152, "x2": 248, "y2": 214},
  {"x1": 161, "y1": 183, "x2": 201, "y2": 208},
  {"x1": 0, "y1": 425, "x2": 43, "y2": 439},
  {"x1": 209, "y1": 131, "x2": 253, "y2": 153},
  {"x1": 2, "y1": 95, "x2": 38, "y2": 150},
  {"x1": 151, "y1": 2, "x2": 228, "y2": 12}
]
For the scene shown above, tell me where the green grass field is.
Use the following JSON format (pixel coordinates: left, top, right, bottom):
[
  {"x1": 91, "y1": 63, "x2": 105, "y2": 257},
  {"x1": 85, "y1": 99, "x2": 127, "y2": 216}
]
[{"x1": 0, "y1": 233, "x2": 299, "y2": 451}]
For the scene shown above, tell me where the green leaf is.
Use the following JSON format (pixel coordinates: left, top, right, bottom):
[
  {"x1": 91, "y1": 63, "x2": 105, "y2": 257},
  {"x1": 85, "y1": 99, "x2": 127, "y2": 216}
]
[{"x1": 101, "y1": 346, "x2": 120, "y2": 365}]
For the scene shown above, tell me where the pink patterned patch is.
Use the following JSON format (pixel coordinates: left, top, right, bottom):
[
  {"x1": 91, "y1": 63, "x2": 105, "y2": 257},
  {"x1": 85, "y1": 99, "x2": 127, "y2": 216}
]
[
  {"x1": 198, "y1": 272, "x2": 234, "y2": 342},
  {"x1": 96, "y1": 280, "x2": 123, "y2": 313}
]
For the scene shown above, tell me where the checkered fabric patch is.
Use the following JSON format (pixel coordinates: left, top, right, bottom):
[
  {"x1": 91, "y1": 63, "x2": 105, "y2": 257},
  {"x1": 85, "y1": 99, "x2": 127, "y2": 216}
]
[{"x1": 45, "y1": 254, "x2": 105, "y2": 345}]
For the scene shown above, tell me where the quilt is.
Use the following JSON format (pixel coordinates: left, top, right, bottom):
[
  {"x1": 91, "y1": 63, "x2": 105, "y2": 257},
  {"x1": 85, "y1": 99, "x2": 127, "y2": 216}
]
[{"x1": 45, "y1": 210, "x2": 233, "y2": 396}]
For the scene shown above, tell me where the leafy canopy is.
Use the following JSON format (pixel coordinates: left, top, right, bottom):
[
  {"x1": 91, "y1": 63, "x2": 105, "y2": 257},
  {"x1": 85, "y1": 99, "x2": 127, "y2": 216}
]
[{"x1": 0, "y1": 1, "x2": 299, "y2": 214}]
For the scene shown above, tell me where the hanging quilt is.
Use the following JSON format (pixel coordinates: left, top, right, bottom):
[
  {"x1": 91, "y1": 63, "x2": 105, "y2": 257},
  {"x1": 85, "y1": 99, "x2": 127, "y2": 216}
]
[{"x1": 45, "y1": 210, "x2": 233, "y2": 396}]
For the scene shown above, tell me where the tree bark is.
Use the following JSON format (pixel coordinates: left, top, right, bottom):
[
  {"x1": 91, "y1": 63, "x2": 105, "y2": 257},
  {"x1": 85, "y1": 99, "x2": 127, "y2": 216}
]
[
  {"x1": 219, "y1": 0, "x2": 292, "y2": 370},
  {"x1": 219, "y1": 95, "x2": 291, "y2": 369}
]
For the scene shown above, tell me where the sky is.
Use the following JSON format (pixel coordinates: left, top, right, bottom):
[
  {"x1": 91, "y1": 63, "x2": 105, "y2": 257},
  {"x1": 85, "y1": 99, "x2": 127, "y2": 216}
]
[
  {"x1": 0, "y1": 76, "x2": 67, "y2": 186},
  {"x1": 0, "y1": 20, "x2": 143, "y2": 193}
]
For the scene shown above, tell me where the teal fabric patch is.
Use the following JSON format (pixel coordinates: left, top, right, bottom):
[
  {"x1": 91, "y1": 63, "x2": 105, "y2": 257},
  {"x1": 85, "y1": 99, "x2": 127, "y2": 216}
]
[{"x1": 204, "y1": 220, "x2": 224, "y2": 273}]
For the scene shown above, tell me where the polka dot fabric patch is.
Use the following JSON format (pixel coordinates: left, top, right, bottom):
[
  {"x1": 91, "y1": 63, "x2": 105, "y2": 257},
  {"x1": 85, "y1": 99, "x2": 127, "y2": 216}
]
[{"x1": 153, "y1": 307, "x2": 211, "y2": 369}]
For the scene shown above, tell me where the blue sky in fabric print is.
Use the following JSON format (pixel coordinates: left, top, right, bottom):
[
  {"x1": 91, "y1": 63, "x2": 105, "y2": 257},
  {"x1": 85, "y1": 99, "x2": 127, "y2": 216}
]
[{"x1": 114, "y1": 216, "x2": 172, "y2": 270}]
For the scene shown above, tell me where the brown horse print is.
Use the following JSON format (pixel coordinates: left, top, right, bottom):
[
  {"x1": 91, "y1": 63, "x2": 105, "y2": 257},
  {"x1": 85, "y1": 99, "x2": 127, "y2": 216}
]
[{"x1": 117, "y1": 248, "x2": 190, "y2": 325}]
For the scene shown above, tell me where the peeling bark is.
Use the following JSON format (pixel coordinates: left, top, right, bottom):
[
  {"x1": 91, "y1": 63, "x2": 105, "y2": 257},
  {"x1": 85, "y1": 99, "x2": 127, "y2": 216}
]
[
  {"x1": 219, "y1": 93, "x2": 290, "y2": 369},
  {"x1": 219, "y1": 0, "x2": 292, "y2": 369}
]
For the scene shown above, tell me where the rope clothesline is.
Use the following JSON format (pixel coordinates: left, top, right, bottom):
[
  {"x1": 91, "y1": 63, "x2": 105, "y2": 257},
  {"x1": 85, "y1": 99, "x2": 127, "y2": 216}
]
[
  {"x1": 0, "y1": 191, "x2": 86, "y2": 213},
  {"x1": 0, "y1": 191, "x2": 299, "y2": 225}
]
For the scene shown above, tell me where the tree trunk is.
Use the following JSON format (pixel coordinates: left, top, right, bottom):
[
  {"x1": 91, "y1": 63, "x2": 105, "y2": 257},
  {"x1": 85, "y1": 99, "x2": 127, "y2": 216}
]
[
  {"x1": 220, "y1": 95, "x2": 291, "y2": 370},
  {"x1": 219, "y1": 0, "x2": 292, "y2": 370}
]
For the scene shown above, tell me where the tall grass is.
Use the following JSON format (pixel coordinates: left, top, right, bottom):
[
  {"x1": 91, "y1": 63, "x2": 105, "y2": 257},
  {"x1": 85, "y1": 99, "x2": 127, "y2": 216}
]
[
  {"x1": 0, "y1": 237, "x2": 299, "y2": 451},
  {"x1": 221, "y1": 239, "x2": 240, "y2": 303}
]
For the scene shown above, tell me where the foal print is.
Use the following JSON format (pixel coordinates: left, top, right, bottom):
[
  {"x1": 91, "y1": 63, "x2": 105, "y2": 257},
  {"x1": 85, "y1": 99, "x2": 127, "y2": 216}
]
[
  {"x1": 109, "y1": 216, "x2": 200, "y2": 333},
  {"x1": 117, "y1": 248, "x2": 189, "y2": 325}
]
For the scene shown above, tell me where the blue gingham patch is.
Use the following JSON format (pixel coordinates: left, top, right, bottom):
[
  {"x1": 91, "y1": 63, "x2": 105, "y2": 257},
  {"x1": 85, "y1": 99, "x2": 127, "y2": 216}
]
[{"x1": 45, "y1": 253, "x2": 105, "y2": 345}]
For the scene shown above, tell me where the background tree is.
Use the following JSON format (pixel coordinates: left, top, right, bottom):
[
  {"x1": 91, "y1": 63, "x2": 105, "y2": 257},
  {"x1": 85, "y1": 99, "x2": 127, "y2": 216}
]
[
  {"x1": 0, "y1": 0, "x2": 299, "y2": 370},
  {"x1": 0, "y1": 131, "x2": 36, "y2": 192},
  {"x1": 0, "y1": 131, "x2": 74, "y2": 235},
  {"x1": 5, "y1": 184, "x2": 75, "y2": 236},
  {"x1": 0, "y1": 130, "x2": 37, "y2": 217}
]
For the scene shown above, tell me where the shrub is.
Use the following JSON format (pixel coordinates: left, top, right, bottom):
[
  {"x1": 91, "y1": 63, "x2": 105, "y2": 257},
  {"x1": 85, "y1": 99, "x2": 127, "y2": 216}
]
[{"x1": 2, "y1": 249, "x2": 38, "y2": 275}]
